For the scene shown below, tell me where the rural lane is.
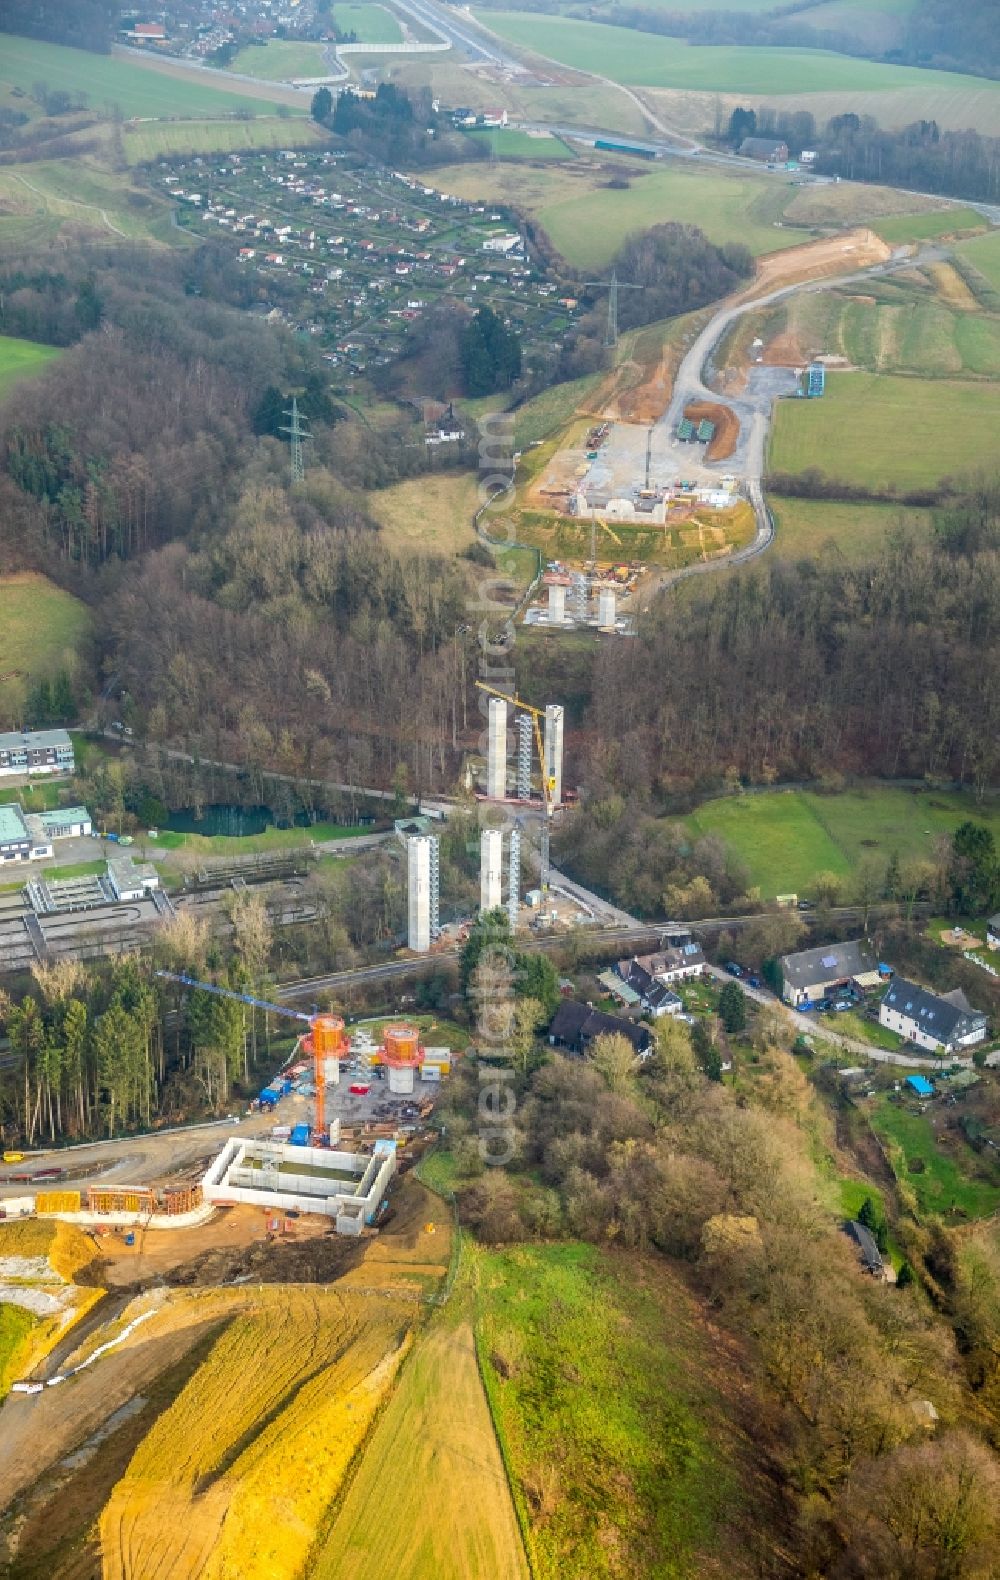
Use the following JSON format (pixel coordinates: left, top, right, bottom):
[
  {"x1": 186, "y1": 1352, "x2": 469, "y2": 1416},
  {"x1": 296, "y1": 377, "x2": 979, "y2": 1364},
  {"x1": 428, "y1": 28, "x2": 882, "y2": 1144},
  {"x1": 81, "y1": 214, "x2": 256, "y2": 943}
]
[{"x1": 705, "y1": 965, "x2": 970, "y2": 1072}]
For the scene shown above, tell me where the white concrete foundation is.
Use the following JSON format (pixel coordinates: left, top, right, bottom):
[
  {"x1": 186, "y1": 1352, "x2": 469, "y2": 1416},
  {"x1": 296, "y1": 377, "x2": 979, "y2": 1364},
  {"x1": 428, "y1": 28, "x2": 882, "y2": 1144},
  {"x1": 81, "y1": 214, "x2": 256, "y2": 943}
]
[
  {"x1": 203, "y1": 1135, "x2": 397, "y2": 1228},
  {"x1": 387, "y1": 1063, "x2": 416, "y2": 1095}
]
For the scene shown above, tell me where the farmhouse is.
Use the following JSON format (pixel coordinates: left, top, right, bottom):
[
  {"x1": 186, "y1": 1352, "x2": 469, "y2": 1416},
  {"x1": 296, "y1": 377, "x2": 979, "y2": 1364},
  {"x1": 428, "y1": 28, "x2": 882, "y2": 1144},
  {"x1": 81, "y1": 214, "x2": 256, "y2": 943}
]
[
  {"x1": 880, "y1": 978, "x2": 988, "y2": 1055},
  {"x1": 739, "y1": 136, "x2": 789, "y2": 164},
  {"x1": 779, "y1": 938, "x2": 879, "y2": 1007},
  {"x1": 0, "y1": 728, "x2": 75, "y2": 778},
  {"x1": 548, "y1": 1001, "x2": 653, "y2": 1059},
  {"x1": 987, "y1": 914, "x2": 1000, "y2": 950}
]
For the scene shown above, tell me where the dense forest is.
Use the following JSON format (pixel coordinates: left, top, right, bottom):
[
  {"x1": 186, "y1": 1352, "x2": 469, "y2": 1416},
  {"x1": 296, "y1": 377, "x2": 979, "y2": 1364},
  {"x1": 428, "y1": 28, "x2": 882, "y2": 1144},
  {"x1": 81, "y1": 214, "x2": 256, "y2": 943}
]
[
  {"x1": 0, "y1": 244, "x2": 481, "y2": 783},
  {"x1": 577, "y1": 489, "x2": 1000, "y2": 799},
  {"x1": 0, "y1": 0, "x2": 119, "y2": 52}
]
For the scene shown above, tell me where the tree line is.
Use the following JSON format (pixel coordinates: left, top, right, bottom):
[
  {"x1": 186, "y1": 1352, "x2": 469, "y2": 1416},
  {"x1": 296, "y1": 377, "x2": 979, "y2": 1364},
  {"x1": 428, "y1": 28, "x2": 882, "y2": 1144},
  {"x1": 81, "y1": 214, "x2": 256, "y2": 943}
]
[
  {"x1": 0, "y1": 0, "x2": 119, "y2": 53},
  {"x1": 575, "y1": 488, "x2": 1000, "y2": 800}
]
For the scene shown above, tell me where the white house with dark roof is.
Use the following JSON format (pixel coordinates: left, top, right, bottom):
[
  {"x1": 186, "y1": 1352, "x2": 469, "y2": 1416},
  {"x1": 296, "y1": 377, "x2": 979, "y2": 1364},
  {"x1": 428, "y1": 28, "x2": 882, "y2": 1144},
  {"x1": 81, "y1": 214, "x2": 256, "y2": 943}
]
[
  {"x1": 616, "y1": 959, "x2": 683, "y2": 1018},
  {"x1": 880, "y1": 978, "x2": 988, "y2": 1055}
]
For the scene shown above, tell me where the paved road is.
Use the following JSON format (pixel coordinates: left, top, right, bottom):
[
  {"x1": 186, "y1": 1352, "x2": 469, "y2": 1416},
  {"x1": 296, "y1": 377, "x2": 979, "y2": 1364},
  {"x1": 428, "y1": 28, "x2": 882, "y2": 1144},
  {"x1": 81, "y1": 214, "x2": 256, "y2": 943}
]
[
  {"x1": 705, "y1": 965, "x2": 968, "y2": 1071},
  {"x1": 643, "y1": 243, "x2": 948, "y2": 589}
]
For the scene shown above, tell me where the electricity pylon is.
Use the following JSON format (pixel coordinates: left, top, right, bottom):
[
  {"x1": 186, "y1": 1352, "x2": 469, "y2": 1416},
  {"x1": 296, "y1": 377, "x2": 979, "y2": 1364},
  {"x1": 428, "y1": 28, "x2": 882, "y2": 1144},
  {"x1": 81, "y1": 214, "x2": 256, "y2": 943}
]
[
  {"x1": 583, "y1": 269, "x2": 643, "y2": 348},
  {"x1": 280, "y1": 397, "x2": 311, "y2": 487}
]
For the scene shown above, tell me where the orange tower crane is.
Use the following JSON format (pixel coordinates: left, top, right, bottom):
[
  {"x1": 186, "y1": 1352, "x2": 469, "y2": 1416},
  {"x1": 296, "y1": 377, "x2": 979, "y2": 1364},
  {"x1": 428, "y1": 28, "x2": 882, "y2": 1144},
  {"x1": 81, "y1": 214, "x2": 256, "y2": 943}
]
[{"x1": 156, "y1": 972, "x2": 346, "y2": 1142}]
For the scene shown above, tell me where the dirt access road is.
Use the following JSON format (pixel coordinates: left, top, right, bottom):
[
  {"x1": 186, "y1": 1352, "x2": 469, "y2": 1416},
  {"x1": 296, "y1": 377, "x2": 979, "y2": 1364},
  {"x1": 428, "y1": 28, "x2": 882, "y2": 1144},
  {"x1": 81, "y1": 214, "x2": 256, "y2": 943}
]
[{"x1": 640, "y1": 240, "x2": 949, "y2": 591}]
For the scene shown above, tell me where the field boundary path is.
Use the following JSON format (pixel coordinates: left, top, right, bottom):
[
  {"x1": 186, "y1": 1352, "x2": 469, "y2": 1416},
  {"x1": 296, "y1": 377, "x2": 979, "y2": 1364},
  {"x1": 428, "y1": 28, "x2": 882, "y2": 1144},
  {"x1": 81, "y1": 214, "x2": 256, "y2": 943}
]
[{"x1": 11, "y1": 171, "x2": 129, "y2": 238}]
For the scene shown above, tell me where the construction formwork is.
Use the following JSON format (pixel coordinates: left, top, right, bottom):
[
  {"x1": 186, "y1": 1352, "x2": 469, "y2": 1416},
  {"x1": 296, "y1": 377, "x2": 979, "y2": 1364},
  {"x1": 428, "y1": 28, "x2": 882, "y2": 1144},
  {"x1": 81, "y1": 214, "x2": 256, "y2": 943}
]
[
  {"x1": 88, "y1": 1186, "x2": 156, "y2": 1216},
  {"x1": 516, "y1": 714, "x2": 533, "y2": 800},
  {"x1": 508, "y1": 826, "x2": 521, "y2": 931}
]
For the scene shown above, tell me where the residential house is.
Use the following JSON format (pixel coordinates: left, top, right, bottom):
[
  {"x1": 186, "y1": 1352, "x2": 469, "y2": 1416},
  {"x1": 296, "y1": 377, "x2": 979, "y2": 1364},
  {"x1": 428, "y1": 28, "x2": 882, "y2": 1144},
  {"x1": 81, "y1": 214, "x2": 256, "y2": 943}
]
[
  {"x1": 987, "y1": 914, "x2": 1000, "y2": 951},
  {"x1": 779, "y1": 939, "x2": 879, "y2": 1006},
  {"x1": 615, "y1": 959, "x2": 682, "y2": 1018},
  {"x1": 633, "y1": 928, "x2": 706, "y2": 984},
  {"x1": 880, "y1": 978, "x2": 988, "y2": 1055},
  {"x1": 548, "y1": 1001, "x2": 653, "y2": 1059},
  {"x1": 739, "y1": 137, "x2": 789, "y2": 163}
]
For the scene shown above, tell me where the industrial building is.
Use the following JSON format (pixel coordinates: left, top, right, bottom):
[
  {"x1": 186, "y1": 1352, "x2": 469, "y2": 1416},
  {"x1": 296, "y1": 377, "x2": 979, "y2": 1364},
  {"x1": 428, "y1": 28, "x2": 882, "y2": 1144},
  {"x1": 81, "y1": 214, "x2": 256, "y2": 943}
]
[
  {"x1": 203, "y1": 1134, "x2": 398, "y2": 1236},
  {"x1": 779, "y1": 939, "x2": 881, "y2": 1007},
  {"x1": 106, "y1": 854, "x2": 160, "y2": 902},
  {"x1": 0, "y1": 728, "x2": 75, "y2": 778},
  {"x1": 0, "y1": 802, "x2": 93, "y2": 865},
  {"x1": 880, "y1": 979, "x2": 988, "y2": 1055},
  {"x1": 0, "y1": 804, "x2": 47, "y2": 863}
]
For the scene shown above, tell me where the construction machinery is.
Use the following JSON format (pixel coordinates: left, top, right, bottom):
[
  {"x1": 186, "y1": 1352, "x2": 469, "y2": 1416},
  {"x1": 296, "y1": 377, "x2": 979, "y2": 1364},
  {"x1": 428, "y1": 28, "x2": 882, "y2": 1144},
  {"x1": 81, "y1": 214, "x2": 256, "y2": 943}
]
[
  {"x1": 156, "y1": 972, "x2": 345, "y2": 1143},
  {"x1": 475, "y1": 682, "x2": 554, "y2": 889}
]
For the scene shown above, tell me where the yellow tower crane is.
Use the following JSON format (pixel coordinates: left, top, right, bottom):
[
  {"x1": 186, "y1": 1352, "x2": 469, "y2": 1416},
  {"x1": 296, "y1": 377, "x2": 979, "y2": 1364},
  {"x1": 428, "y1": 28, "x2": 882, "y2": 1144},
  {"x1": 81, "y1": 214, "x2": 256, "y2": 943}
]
[
  {"x1": 589, "y1": 514, "x2": 623, "y2": 571},
  {"x1": 475, "y1": 681, "x2": 554, "y2": 889}
]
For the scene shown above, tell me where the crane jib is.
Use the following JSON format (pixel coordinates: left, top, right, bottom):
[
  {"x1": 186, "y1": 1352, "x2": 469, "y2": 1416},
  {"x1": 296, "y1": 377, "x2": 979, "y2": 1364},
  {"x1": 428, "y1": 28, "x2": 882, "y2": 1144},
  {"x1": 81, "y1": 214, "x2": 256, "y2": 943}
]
[{"x1": 154, "y1": 971, "x2": 312, "y2": 1023}]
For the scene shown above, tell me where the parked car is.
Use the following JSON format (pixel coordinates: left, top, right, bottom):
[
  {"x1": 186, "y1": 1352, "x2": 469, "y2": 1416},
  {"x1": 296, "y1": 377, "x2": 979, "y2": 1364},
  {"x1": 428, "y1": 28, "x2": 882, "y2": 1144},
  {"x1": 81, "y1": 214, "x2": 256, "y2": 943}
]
[
  {"x1": 747, "y1": 975, "x2": 762, "y2": 989},
  {"x1": 725, "y1": 962, "x2": 743, "y2": 977},
  {"x1": 797, "y1": 899, "x2": 815, "y2": 911}
]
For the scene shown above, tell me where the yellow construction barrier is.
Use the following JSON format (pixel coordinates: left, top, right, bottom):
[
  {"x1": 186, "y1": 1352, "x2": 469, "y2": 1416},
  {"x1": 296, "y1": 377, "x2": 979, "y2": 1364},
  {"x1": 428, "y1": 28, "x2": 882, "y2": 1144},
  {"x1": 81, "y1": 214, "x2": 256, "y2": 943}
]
[{"x1": 36, "y1": 1190, "x2": 81, "y2": 1215}]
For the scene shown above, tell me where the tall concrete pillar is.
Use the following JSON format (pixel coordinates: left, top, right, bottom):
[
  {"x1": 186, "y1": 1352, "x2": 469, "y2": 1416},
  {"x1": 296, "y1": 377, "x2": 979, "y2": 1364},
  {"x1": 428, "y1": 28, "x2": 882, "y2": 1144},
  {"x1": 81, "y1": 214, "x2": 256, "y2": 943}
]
[
  {"x1": 544, "y1": 704, "x2": 564, "y2": 809},
  {"x1": 548, "y1": 582, "x2": 566, "y2": 623},
  {"x1": 480, "y1": 827, "x2": 503, "y2": 912},
  {"x1": 407, "y1": 835, "x2": 432, "y2": 952},
  {"x1": 598, "y1": 586, "x2": 617, "y2": 629},
  {"x1": 486, "y1": 696, "x2": 507, "y2": 800}
]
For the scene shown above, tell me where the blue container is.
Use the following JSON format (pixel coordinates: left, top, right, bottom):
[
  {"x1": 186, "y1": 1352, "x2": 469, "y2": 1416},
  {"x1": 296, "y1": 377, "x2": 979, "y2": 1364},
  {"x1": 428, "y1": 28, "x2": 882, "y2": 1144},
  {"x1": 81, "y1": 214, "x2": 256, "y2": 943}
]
[{"x1": 289, "y1": 1123, "x2": 310, "y2": 1146}]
